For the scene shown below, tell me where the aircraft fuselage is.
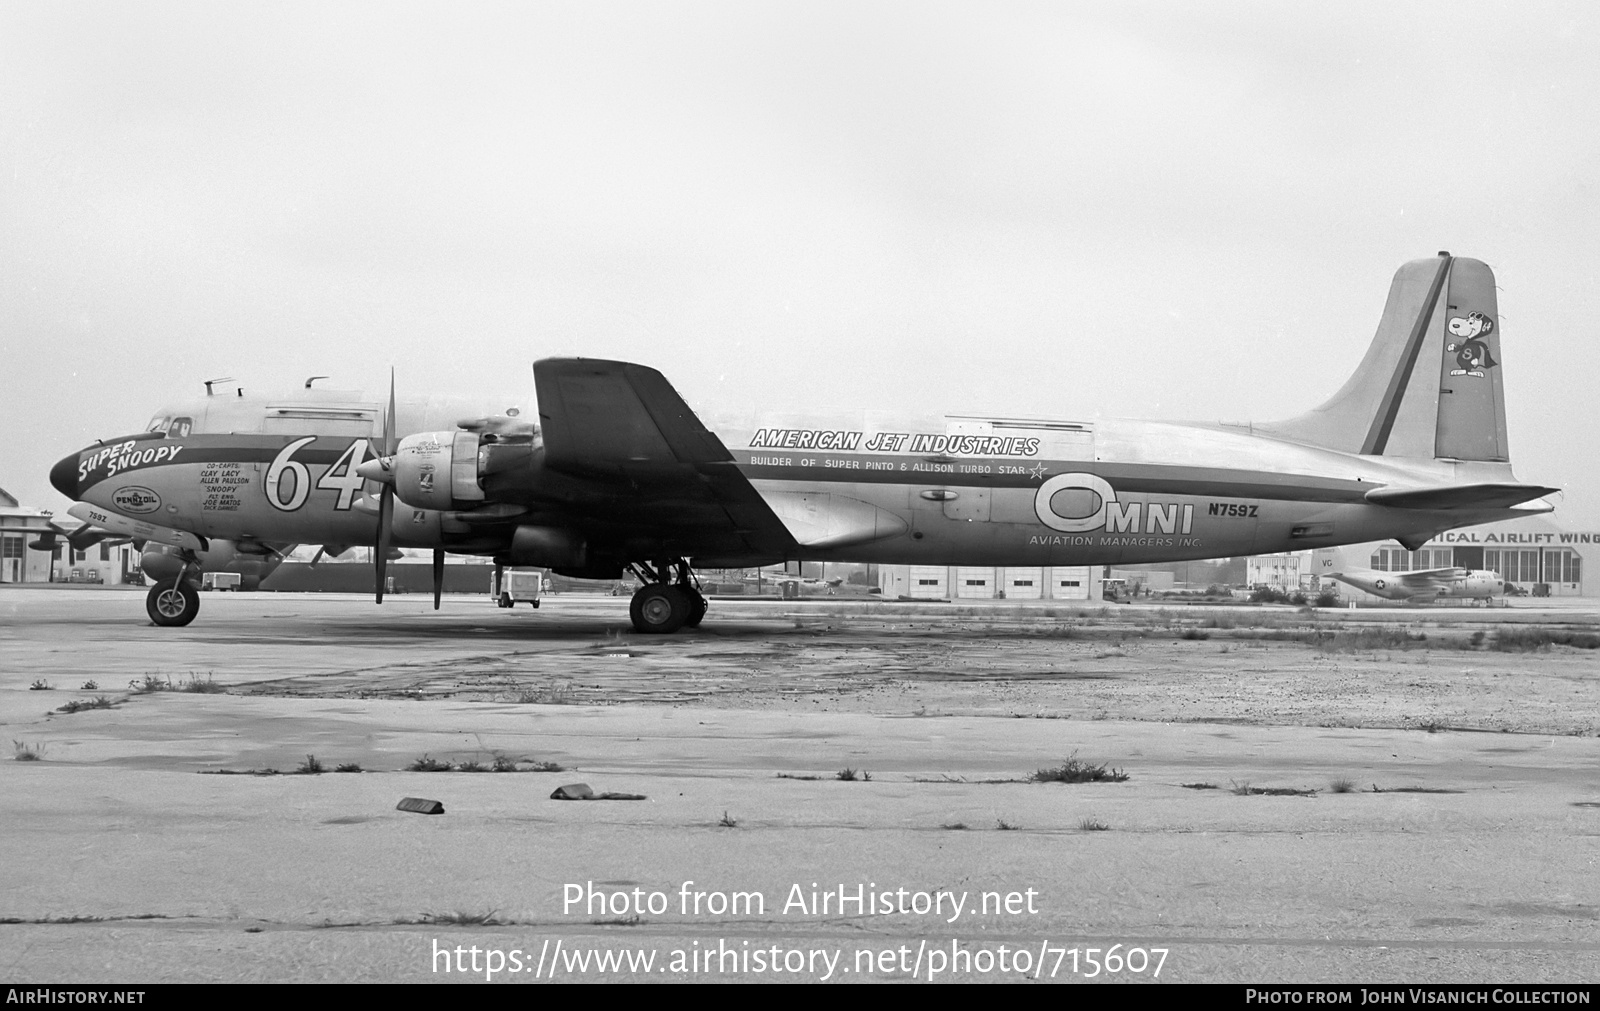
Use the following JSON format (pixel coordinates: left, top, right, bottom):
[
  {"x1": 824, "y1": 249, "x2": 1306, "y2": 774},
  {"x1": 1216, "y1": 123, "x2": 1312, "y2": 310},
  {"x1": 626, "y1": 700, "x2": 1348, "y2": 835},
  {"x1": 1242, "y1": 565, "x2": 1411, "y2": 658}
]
[{"x1": 54, "y1": 402, "x2": 1533, "y2": 572}]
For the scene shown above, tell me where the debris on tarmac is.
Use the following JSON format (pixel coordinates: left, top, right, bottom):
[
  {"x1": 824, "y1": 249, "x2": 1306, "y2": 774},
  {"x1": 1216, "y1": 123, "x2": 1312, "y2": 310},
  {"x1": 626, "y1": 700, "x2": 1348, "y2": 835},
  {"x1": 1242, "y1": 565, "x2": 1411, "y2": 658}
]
[
  {"x1": 395, "y1": 797, "x2": 445, "y2": 815},
  {"x1": 551, "y1": 783, "x2": 646, "y2": 801}
]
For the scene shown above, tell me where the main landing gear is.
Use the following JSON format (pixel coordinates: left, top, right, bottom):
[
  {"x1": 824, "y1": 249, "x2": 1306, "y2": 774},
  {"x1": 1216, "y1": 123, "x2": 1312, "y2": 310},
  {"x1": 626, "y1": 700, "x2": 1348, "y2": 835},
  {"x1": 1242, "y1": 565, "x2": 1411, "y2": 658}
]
[
  {"x1": 627, "y1": 559, "x2": 707, "y2": 634},
  {"x1": 145, "y1": 550, "x2": 201, "y2": 627}
]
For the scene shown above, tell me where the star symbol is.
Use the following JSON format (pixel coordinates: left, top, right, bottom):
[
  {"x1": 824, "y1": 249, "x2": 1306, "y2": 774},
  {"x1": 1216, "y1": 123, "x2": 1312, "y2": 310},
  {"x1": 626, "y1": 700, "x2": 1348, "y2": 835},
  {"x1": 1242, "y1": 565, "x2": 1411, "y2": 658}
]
[{"x1": 1028, "y1": 463, "x2": 1047, "y2": 481}]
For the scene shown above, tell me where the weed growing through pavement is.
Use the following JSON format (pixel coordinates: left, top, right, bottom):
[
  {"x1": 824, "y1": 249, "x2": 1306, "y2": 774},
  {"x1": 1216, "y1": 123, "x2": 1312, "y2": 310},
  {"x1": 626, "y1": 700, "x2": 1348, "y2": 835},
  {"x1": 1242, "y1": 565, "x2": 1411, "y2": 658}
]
[
  {"x1": 296, "y1": 755, "x2": 324, "y2": 775},
  {"x1": 1079, "y1": 818, "x2": 1110, "y2": 831},
  {"x1": 13, "y1": 740, "x2": 44, "y2": 761},
  {"x1": 1030, "y1": 753, "x2": 1128, "y2": 783},
  {"x1": 55, "y1": 696, "x2": 116, "y2": 714},
  {"x1": 995, "y1": 818, "x2": 1018, "y2": 831},
  {"x1": 28, "y1": 680, "x2": 51, "y2": 691},
  {"x1": 1330, "y1": 777, "x2": 1356, "y2": 794},
  {"x1": 719, "y1": 811, "x2": 738, "y2": 828},
  {"x1": 407, "y1": 754, "x2": 452, "y2": 772},
  {"x1": 334, "y1": 763, "x2": 363, "y2": 773}
]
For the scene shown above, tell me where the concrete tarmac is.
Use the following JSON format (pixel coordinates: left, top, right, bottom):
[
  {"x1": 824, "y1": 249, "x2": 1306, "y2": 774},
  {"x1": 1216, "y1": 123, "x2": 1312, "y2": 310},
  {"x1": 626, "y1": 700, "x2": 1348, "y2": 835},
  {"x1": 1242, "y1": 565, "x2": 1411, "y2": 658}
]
[{"x1": 2, "y1": 588, "x2": 1598, "y2": 983}]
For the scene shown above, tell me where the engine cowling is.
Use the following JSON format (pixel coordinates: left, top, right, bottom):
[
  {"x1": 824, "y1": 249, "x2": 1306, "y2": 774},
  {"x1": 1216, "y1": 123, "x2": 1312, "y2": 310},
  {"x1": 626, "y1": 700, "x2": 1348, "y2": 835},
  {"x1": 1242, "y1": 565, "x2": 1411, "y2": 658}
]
[{"x1": 392, "y1": 431, "x2": 486, "y2": 511}]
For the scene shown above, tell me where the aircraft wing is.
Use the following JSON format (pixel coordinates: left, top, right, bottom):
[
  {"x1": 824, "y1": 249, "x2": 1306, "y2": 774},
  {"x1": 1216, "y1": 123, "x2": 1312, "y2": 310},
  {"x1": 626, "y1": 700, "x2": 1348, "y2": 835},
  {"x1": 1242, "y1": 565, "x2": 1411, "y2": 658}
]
[
  {"x1": 1394, "y1": 567, "x2": 1467, "y2": 589},
  {"x1": 531, "y1": 358, "x2": 798, "y2": 561}
]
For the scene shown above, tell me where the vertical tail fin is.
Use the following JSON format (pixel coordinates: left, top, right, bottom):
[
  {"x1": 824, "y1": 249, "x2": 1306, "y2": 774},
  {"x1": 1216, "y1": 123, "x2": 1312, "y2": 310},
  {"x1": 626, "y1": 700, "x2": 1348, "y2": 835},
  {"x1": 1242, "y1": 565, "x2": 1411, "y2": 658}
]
[{"x1": 1260, "y1": 253, "x2": 1509, "y2": 461}]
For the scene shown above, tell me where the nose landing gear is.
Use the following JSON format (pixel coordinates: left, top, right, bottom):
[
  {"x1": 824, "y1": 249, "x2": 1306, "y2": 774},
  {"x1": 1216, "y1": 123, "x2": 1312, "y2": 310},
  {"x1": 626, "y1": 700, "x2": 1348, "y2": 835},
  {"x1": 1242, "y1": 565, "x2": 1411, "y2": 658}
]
[
  {"x1": 627, "y1": 559, "x2": 707, "y2": 634},
  {"x1": 145, "y1": 550, "x2": 202, "y2": 627}
]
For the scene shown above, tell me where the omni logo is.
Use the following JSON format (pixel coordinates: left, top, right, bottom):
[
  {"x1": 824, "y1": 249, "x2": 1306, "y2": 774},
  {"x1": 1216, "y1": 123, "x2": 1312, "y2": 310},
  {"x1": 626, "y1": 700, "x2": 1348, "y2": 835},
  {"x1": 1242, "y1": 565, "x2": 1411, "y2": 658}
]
[{"x1": 1033, "y1": 472, "x2": 1194, "y2": 535}]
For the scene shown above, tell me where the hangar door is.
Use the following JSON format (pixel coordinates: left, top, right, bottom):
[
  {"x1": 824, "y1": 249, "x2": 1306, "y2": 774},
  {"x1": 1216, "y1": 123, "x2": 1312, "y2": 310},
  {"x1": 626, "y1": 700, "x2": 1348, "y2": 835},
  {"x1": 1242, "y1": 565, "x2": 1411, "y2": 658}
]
[
  {"x1": 955, "y1": 567, "x2": 995, "y2": 599},
  {"x1": 908, "y1": 566, "x2": 948, "y2": 599},
  {"x1": 1003, "y1": 567, "x2": 1042, "y2": 599}
]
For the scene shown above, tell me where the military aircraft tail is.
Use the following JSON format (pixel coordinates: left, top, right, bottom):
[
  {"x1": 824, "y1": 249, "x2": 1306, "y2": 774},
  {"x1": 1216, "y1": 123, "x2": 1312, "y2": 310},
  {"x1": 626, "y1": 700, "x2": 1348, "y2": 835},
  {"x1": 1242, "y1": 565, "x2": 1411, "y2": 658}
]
[{"x1": 1259, "y1": 253, "x2": 1509, "y2": 462}]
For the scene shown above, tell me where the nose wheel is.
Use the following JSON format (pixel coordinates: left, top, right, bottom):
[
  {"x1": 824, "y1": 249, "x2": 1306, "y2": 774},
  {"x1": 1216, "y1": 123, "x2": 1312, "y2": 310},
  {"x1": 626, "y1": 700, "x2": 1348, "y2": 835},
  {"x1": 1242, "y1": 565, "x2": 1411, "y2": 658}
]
[
  {"x1": 627, "y1": 559, "x2": 707, "y2": 634},
  {"x1": 146, "y1": 579, "x2": 200, "y2": 627}
]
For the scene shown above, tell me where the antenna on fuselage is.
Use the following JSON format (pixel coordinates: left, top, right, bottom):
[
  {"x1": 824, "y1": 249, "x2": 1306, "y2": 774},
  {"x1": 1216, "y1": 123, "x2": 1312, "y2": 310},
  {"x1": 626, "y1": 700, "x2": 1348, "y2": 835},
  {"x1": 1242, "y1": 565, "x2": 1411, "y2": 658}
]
[
  {"x1": 305, "y1": 376, "x2": 329, "y2": 389},
  {"x1": 203, "y1": 377, "x2": 235, "y2": 397}
]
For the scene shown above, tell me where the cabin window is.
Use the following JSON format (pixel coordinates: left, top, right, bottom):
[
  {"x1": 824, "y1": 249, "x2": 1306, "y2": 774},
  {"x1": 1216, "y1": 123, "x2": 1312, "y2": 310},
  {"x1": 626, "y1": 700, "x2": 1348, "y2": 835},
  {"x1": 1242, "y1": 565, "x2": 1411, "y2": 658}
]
[
  {"x1": 146, "y1": 416, "x2": 170, "y2": 433},
  {"x1": 169, "y1": 417, "x2": 193, "y2": 438}
]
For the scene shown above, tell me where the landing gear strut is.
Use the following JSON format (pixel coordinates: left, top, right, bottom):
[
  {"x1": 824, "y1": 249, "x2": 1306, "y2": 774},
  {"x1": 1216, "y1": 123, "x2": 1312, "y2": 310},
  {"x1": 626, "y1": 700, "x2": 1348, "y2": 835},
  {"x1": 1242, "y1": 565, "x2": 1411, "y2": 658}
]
[
  {"x1": 146, "y1": 551, "x2": 202, "y2": 627},
  {"x1": 627, "y1": 559, "x2": 706, "y2": 634}
]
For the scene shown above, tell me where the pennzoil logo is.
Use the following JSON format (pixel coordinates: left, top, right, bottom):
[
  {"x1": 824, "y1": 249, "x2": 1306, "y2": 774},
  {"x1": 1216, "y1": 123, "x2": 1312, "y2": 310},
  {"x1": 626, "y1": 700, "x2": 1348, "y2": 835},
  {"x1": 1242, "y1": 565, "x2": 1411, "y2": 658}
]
[
  {"x1": 111, "y1": 486, "x2": 162, "y2": 515},
  {"x1": 1446, "y1": 312, "x2": 1498, "y2": 378}
]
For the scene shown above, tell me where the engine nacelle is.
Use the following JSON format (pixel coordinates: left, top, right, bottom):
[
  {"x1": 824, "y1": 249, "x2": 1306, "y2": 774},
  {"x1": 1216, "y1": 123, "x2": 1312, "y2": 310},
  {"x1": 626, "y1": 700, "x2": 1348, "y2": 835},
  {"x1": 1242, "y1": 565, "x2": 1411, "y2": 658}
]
[{"x1": 392, "y1": 431, "x2": 486, "y2": 511}]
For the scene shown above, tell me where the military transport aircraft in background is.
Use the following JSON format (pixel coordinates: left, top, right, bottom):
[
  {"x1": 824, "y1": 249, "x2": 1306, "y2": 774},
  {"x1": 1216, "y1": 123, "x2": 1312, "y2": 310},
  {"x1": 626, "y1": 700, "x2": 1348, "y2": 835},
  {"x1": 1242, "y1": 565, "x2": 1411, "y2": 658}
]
[
  {"x1": 49, "y1": 252, "x2": 1557, "y2": 633},
  {"x1": 1325, "y1": 566, "x2": 1506, "y2": 604}
]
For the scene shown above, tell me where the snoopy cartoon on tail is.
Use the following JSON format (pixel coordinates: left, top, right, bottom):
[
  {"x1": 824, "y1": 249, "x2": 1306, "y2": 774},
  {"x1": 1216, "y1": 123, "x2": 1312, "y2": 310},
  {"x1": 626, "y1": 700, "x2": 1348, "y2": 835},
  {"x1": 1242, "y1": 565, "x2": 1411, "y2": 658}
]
[{"x1": 1446, "y1": 311, "x2": 1498, "y2": 378}]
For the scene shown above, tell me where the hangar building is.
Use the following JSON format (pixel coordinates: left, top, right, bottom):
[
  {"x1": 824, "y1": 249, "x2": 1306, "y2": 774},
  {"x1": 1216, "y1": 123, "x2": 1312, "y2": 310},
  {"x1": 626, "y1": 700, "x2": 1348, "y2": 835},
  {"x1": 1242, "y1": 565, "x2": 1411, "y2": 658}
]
[{"x1": 1313, "y1": 516, "x2": 1590, "y2": 597}]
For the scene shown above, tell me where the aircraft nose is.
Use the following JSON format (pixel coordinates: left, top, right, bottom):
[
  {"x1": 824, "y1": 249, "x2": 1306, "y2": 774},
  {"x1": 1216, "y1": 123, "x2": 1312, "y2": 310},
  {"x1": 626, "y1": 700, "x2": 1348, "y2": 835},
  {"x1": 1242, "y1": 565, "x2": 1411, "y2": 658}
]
[{"x1": 49, "y1": 452, "x2": 80, "y2": 500}]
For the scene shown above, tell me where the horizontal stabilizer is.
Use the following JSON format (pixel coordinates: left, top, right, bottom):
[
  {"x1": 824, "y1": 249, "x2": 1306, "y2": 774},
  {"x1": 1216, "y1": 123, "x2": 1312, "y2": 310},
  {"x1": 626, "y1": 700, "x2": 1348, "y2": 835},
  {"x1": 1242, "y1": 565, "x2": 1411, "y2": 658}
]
[{"x1": 1364, "y1": 483, "x2": 1559, "y2": 511}]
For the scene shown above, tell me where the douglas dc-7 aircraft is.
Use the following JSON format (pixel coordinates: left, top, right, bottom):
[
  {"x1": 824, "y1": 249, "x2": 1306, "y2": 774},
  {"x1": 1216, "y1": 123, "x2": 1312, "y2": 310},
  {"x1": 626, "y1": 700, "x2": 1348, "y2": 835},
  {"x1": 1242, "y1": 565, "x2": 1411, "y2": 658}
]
[
  {"x1": 1326, "y1": 566, "x2": 1505, "y2": 604},
  {"x1": 49, "y1": 252, "x2": 1556, "y2": 633}
]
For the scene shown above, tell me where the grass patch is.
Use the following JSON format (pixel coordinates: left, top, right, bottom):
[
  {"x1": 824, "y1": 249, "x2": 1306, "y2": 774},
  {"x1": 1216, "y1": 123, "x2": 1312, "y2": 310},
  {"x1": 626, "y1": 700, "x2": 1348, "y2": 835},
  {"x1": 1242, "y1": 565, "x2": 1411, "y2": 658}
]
[
  {"x1": 1030, "y1": 754, "x2": 1129, "y2": 784},
  {"x1": 592, "y1": 915, "x2": 642, "y2": 926},
  {"x1": 55, "y1": 696, "x2": 117, "y2": 714},
  {"x1": 1178, "y1": 628, "x2": 1210, "y2": 640},
  {"x1": 1370, "y1": 785, "x2": 1465, "y2": 794},
  {"x1": 1231, "y1": 779, "x2": 1317, "y2": 797},
  {"x1": 295, "y1": 755, "x2": 324, "y2": 775},
  {"x1": 421, "y1": 910, "x2": 505, "y2": 926},
  {"x1": 777, "y1": 773, "x2": 824, "y2": 781},
  {"x1": 334, "y1": 763, "x2": 363, "y2": 773},
  {"x1": 1491, "y1": 628, "x2": 1600, "y2": 651},
  {"x1": 995, "y1": 818, "x2": 1018, "y2": 831},
  {"x1": 457, "y1": 760, "x2": 487, "y2": 773},
  {"x1": 1079, "y1": 818, "x2": 1110, "y2": 831},
  {"x1": 13, "y1": 740, "x2": 44, "y2": 762},
  {"x1": 718, "y1": 811, "x2": 738, "y2": 828},
  {"x1": 28, "y1": 680, "x2": 51, "y2": 691},
  {"x1": 1330, "y1": 777, "x2": 1357, "y2": 794},
  {"x1": 1180, "y1": 782, "x2": 1219, "y2": 790},
  {"x1": 179, "y1": 674, "x2": 226, "y2": 693},
  {"x1": 80, "y1": 680, "x2": 98, "y2": 690},
  {"x1": 941, "y1": 822, "x2": 968, "y2": 830},
  {"x1": 407, "y1": 754, "x2": 452, "y2": 772}
]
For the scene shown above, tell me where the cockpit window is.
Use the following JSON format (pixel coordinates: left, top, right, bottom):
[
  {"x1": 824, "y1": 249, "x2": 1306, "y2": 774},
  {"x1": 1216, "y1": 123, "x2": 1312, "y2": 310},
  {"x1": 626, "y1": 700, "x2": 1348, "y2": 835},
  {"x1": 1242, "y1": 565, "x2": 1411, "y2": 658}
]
[
  {"x1": 146, "y1": 416, "x2": 170, "y2": 433},
  {"x1": 169, "y1": 417, "x2": 193, "y2": 438}
]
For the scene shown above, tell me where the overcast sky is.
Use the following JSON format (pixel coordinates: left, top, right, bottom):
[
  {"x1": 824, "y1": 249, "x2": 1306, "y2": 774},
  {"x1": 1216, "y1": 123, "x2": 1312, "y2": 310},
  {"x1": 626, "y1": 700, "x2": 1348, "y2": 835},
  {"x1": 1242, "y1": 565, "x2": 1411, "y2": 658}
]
[{"x1": 3, "y1": 1, "x2": 1596, "y2": 528}]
